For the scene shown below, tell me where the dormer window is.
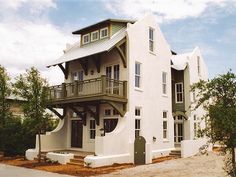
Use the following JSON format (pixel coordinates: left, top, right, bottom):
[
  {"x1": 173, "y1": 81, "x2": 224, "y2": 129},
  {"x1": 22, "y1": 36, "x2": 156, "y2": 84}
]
[
  {"x1": 100, "y1": 27, "x2": 108, "y2": 39},
  {"x1": 82, "y1": 33, "x2": 90, "y2": 44},
  {"x1": 91, "y1": 30, "x2": 99, "y2": 42}
]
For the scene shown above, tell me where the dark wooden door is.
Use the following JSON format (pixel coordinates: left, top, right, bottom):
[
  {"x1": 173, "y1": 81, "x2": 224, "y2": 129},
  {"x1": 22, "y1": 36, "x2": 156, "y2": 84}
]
[
  {"x1": 134, "y1": 136, "x2": 146, "y2": 165},
  {"x1": 71, "y1": 120, "x2": 83, "y2": 148}
]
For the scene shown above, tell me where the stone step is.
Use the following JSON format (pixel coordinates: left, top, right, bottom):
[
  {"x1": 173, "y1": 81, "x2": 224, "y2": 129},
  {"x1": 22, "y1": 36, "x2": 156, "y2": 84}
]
[{"x1": 74, "y1": 155, "x2": 86, "y2": 159}]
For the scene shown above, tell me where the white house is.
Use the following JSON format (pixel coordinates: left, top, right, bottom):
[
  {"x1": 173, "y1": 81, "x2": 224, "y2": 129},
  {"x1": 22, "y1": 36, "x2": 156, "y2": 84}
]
[{"x1": 26, "y1": 14, "x2": 209, "y2": 167}]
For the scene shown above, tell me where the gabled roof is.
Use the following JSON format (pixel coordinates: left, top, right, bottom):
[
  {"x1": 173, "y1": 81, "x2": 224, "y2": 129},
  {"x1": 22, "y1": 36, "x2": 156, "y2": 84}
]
[
  {"x1": 47, "y1": 28, "x2": 126, "y2": 67},
  {"x1": 171, "y1": 52, "x2": 192, "y2": 70},
  {"x1": 72, "y1": 18, "x2": 135, "y2": 35}
]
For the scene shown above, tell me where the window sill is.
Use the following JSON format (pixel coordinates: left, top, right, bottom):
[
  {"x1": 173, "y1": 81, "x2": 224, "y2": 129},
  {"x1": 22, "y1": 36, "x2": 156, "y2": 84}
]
[
  {"x1": 162, "y1": 94, "x2": 168, "y2": 98},
  {"x1": 149, "y1": 51, "x2": 156, "y2": 56},
  {"x1": 88, "y1": 139, "x2": 95, "y2": 143},
  {"x1": 163, "y1": 139, "x2": 169, "y2": 142},
  {"x1": 135, "y1": 87, "x2": 143, "y2": 92}
]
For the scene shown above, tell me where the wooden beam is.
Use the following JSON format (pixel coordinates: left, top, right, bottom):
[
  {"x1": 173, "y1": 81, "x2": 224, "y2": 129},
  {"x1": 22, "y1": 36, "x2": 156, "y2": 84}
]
[
  {"x1": 115, "y1": 39, "x2": 127, "y2": 68},
  {"x1": 106, "y1": 101, "x2": 126, "y2": 117},
  {"x1": 58, "y1": 63, "x2": 69, "y2": 79},
  {"x1": 85, "y1": 105, "x2": 100, "y2": 126},
  {"x1": 47, "y1": 107, "x2": 67, "y2": 119},
  {"x1": 79, "y1": 59, "x2": 88, "y2": 75},
  {"x1": 68, "y1": 106, "x2": 87, "y2": 126}
]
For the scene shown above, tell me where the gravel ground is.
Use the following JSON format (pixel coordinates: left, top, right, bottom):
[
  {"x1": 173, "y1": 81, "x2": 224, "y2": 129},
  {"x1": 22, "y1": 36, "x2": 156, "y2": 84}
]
[{"x1": 95, "y1": 152, "x2": 228, "y2": 177}]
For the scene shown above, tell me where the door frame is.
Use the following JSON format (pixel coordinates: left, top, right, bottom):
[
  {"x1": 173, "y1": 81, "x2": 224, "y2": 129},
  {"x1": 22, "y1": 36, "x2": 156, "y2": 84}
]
[
  {"x1": 174, "y1": 115, "x2": 184, "y2": 146},
  {"x1": 71, "y1": 119, "x2": 83, "y2": 148}
]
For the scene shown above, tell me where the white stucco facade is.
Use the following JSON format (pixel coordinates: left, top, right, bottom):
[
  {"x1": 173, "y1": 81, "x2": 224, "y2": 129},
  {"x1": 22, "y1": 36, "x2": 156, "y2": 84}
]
[{"x1": 26, "y1": 14, "x2": 209, "y2": 167}]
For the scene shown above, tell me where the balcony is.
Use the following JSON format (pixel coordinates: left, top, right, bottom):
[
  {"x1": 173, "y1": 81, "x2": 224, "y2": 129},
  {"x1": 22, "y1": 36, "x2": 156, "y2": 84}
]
[{"x1": 48, "y1": 75, "x2": 127, "y2": 106}]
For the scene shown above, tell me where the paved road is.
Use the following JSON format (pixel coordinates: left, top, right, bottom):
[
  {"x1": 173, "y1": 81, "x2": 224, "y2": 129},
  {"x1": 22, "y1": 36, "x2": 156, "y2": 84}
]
[{"x1": 0, "y1": 164, "x2": 74, "y2": 177}]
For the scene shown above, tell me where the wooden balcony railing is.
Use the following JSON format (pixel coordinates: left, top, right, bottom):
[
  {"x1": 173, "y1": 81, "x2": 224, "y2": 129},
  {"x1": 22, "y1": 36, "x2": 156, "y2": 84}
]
[{"x1": 49, "y1": 75, "x2": 127, "y2": 101}]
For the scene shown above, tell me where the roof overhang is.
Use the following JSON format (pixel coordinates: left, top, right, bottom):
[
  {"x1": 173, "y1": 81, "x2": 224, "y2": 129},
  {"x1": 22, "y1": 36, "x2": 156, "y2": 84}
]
[{"x1": 47, "y1": 28, "x2": 126, "y2": 68}]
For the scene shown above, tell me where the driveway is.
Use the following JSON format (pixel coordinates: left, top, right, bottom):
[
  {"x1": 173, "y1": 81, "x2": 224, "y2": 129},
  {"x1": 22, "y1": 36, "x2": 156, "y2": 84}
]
[
  {"x1": 0, "y1": 164, "x2": 74, "y2": 177},
  {"x1": 94, "y1": 152, "x2": 228, "y2": 177}
]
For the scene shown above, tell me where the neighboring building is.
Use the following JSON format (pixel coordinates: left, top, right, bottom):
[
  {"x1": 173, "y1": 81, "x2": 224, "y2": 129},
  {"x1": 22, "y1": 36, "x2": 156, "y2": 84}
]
[
  {"x1": 26, "y1": 14, "x2": 209, "y2": 167},
  {"x1": 7, "y1": 95, "x2": 25, "y2": 118}
]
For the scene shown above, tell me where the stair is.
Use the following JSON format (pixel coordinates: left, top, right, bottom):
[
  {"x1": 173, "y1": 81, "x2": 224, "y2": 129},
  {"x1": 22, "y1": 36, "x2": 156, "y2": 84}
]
[
  {"x1": 67, "y1": 155, "x2": 85, "y2": 166},
  {"x1": 169, "y1": 150, "x2": 181, "y2": 158},
  {"x1": 34, "y1": 152, "x2": 47, "y2": 162}
]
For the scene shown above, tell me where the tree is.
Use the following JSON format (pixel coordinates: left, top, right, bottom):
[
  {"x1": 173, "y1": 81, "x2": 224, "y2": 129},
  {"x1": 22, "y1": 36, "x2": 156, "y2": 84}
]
[
  {"x1": 192, "y1": 71, "x2": 236, "y2": 176},
  {"x1": 0, "y1": 65, "x2": 12, "y2": 151},
  {"x1": 13, "y1": 67, "x2": 51, "y2": 162}
]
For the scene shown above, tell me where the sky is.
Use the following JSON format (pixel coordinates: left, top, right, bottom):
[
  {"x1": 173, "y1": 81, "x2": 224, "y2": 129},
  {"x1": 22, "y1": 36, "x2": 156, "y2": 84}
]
[{"x1": 0, "y1": 0, "x2": 236, "y2": 84}]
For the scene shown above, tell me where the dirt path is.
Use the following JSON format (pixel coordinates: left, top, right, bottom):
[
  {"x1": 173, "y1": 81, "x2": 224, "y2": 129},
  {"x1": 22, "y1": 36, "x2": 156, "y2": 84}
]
[{"x1": 95, "y1": 152, "x2": 228, "y2": 177}]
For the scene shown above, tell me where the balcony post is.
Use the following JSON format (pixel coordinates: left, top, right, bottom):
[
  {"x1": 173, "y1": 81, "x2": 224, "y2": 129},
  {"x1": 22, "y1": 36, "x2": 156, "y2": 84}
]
[
  {"x1": 74, "y1": 81, "x2": 78, "y2": 96},
  {"x1": 123, "y1": 81, "x2": 127, "y2": 98},
  {"x1": 61, "y1": 83, "x2": 66, "y2": 98},
  {"x1": 101, "y1": 75, "x2": 107, "y2": 94}
]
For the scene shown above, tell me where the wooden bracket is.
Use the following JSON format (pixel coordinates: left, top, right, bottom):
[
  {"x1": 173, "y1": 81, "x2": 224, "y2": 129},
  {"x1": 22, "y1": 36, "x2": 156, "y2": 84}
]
[
  {"x1": 79, "y1": 59, "x2": 88, "y2": 75},
  {"x1": 115, "y1": 38, "x2": 127, "y2": 68},
  {"x1": 68, "y1": 106, "x2": 87, "y2": 126},
  {"x1": 58, "y1": 62, "x2": 69, "y2": 79},
  {"x1": 106, "y1": 101, "x2": 126, "y2": 117},
  {"x1": 47, "y1": 107, "x2": 67, "y2": 119},
  {"x1": 85, "y1": 105, "x2": 100, "y2": 126},
  {"x1": 92, "y1": 55, "x2": 101, "y2": 73}
]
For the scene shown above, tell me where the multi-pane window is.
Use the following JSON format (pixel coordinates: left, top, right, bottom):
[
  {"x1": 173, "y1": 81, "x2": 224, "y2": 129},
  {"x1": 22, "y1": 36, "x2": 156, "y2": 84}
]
[
  {"x1": 135, "y1": 62, "x2": 141, "y2": 88},
  {"x1": 91, "y1": 31, "x2": 99, "y2": 42},
  {"x1": 175, "y1": 83, "x2": 183, "y2": 103},
  {"x1": 162, "y1": 72, "x2": 167, "y2": 95},
  {"x1": 89, "y1": 119, "x2": 96, "y2": 139},
  {"x1": 104, "y1": 119, "x2": 118, "y2": 133},
  {"x1": 197, "y1": 56, "x2": 201, "y2": 76},
  {"x1": 135, "y1": 107, "x2": 141, "y2": 138},
  {"x1": 163, "y1": 111, "x2": 168, "y2": 139},
  {"x1": 82, "y1": 34, "x2": 90, "y2": 44},
  {"x1": 149, "y1": 28, "x2": 154, "y2": 52},
  {"x1": 135, "y1": 119, "x2": 141, "y2": 138},
  {"x1": 104, "y1": 109, "x2": 111, "y2": 116},
  {"x1": 100, "y1": 27, "x2": 108, "y2": 39}
]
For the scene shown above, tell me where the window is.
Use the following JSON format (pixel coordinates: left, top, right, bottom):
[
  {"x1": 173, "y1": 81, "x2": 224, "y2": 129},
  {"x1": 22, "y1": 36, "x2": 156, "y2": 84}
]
[
  {"x1": 100, "y1": 27, "x2": 108, "y2": 39},
  {"x1": 135, "y1": 119, "x2": 141, "y2": 138},
  {"x1": 163, "y1": 111, "x2": 168, "y2": 139},
  {"x1": 135, "y1": 62, "x2": 141, "y2": 88},
  {"x1": 197, "y1": 56, "x2": 201, "y2": 76},
  {"x1": 175, "y1": 83, "x2": 183, "y2": 103},
  {"x1": 193, "y1": 91, "x2": 196, "y2": 102},
  {"x1": 149, "y1": 27, "x2": 154, "y2": 52},
  {"x1": 89, "y1": 119, "x2": 96, "y2": 139},
  {"x1": 162, "y1": 72, "x2": 167, "y2": 95},
  {"x1": 194, "y1": 115, "x2": 200, "y2": 138},
  {"x1": 104, "y1": 119, "x2": 118, "y2": 133},
  {"x1": 135, "y1": 107, "x2": 141, "y2": 138},
  {"x1": 82, "y1": 33, "x2": 90, "y2": 44},
  {"x1": 91, "y1": 31, "x2": 99, "y2": 42},
  {"x1": 104, "y1": 109, "x2": 111, "y2": 116},
  {"x1": 135, "y1": 108, "x2": 141, "y2": 116}
]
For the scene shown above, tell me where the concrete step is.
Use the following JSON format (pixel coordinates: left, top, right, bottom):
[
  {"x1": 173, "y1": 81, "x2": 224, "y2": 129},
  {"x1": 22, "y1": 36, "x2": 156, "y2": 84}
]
[
  {"x1": 169, "y1": 150, "x2": 181, "y2": 157},
  {"x1": 70, "y1": 158, "x2": 84, "y2": 163},
  {"x1": 74, "y1": 155, "x2": 86, "y2": 159},
  {"x1": 67, "y1": 161, "x2": 84, "y2": 166}
]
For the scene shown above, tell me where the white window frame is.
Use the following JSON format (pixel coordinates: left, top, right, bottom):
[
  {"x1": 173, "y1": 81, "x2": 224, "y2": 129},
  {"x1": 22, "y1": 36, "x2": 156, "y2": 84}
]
[
  {"x1": 162, "y1": 72, "x2": 167, "y2": 95},
  {"x1": 89, "y1": 119, "x2": 96, "y2": 140},
  {"x1": 149, "y1": 27, "x2": 154, "y2": 52},
  {"x1": 135, "y1": 62, "x2": 141, "y2": 88},
  {"x1": 100, "y1": 27, "x2": 109, "y2": 39},
  {"x1": 82, "y1": 33, "x2": 90, "y2": 44},
  {"x1": 175, "y1": 82, "x2": 183, "y2": 103},
  {"x1": 91, "y1": 30, "x2": 99, "y2": 42},
  {"x1": 163, "y1": 111, "x2": 168, "y2": 140},
  {"x1": 135, "y1": 107, "x2": 141, "y2": 138}
]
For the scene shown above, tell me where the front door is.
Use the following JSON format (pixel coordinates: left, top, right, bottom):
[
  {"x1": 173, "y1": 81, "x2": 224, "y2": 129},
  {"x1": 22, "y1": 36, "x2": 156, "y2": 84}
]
[
  {"x1": 71, "y1": 120, "x2": 83, "y2": 148},
  {"x1": 174, "y1": 116, "x2": 184, "y2": 145},
  {"x1": 134, "y1": 136, "x2": 146, "y2": 165}
]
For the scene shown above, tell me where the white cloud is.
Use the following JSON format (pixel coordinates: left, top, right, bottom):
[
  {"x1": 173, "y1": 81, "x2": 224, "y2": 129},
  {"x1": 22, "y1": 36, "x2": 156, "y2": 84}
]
[
  {"x1": 105, "y1": 0, "x2": 235, "y2": 21},
  {"x1": 0, "y1": 0, "x2": 77, "y2": 85}
]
